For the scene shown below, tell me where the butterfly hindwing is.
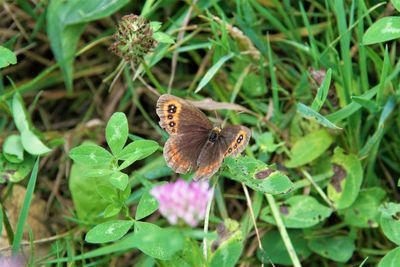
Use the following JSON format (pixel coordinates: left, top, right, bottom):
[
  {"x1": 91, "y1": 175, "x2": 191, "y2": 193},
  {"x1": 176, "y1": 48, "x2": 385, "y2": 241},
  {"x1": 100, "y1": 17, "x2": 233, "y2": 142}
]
[
  {"x1": 164, "y1": 133, "x2": 209, "y2": 174},
  {"x1": 193, "y1": 125, "x2": 251, "y2": 180},
  {"x1": 220, "y1": 125, "x2": 251, "y2": 158}
]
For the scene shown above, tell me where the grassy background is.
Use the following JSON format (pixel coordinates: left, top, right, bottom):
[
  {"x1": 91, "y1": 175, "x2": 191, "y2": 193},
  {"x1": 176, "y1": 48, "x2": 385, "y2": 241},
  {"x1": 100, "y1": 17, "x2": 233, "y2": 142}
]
[{"x1": 1, "y1": 0, "x2": 400, "y2": 266}]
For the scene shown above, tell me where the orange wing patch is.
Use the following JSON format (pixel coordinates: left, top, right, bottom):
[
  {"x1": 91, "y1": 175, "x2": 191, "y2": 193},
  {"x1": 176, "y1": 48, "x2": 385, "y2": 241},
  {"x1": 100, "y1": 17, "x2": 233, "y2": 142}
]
[
  {"x1": 163, "y1": 137, "x2": 193, "y2": 174},
  {"x1": 223, "y1": 128, "x2": 251, "y2": 158},
  {"x1": 156, "y1": 97, "x2": 182, "y2": 135},
  {"x1": 193, "y1": 159, "x2": 222, "y2": 180}
]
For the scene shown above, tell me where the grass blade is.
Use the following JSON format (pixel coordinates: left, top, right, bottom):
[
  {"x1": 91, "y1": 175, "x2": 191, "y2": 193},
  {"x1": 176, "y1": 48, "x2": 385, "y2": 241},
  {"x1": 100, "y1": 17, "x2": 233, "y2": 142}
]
[
  {"x1": 311, "y1": 68, "x2": 332, "y2": 112},
  {"x1": 195, "y1": 52, "x2": 234, "y2": 93},
  {"x1": 12, "y1": 156, "x2": 40, "y2": 255}
]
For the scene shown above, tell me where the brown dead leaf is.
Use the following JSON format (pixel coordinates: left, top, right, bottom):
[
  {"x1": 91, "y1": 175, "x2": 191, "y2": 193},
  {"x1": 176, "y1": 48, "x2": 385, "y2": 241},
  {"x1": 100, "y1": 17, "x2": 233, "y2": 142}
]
[{"x1": 189, "y1": 98, "x2": 258, "y2": 117}]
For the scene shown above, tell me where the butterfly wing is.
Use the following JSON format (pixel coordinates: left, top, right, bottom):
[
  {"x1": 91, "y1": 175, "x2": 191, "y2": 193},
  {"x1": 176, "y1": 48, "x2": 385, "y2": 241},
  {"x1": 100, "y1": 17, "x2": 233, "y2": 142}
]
[
  {"x1": 193, "y1": 125, "x2": 251, "y2": 180},
  {"x1": 219, "y1": 125, "x2": 251, "y2": 158},
  {"x1": 157, "y1": 94, "x2": 213, "y2": 174},
  {"x1": 156, "y1": 94, "x2": 212, "y2": 135}
]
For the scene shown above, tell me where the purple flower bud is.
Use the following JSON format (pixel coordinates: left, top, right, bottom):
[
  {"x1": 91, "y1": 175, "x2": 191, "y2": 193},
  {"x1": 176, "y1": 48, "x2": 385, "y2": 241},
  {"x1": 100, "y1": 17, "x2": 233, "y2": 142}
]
[{"x1": 150, "y1": 179, "x2": 213, "y2": 227}]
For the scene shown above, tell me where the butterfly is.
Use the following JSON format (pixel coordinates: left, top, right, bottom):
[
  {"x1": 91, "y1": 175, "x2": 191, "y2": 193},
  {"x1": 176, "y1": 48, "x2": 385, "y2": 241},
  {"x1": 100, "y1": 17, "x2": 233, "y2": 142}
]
[{"x1": 156, "y1": 94, "x2": 251, "y2": 180}]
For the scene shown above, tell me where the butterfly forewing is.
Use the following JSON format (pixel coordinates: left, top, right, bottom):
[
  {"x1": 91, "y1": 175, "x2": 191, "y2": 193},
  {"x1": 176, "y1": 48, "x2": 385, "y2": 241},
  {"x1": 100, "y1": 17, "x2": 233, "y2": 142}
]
[{"x1": 156, "y1": 94, "x2": 212, "y2": 135}]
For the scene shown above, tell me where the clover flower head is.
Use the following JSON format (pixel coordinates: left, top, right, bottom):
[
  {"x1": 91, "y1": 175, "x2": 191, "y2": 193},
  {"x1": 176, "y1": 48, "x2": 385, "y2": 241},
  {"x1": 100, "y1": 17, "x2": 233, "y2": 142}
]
[
  {"x1": 0, "y1": 255, "x2": 24, "y2": 267},
  {"x1": 110, "y1": 14, "x2": 157, "y2": 63},
  {"x1": 150, "y1": 179, "x2": 213, "y2": 227}
]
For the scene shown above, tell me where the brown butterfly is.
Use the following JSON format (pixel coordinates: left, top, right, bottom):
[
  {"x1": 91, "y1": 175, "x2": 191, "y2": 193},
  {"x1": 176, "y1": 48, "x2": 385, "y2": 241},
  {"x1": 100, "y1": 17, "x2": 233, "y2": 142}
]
[{"x1": 156, "y1": 94, "x2": 251, "y2": 180}]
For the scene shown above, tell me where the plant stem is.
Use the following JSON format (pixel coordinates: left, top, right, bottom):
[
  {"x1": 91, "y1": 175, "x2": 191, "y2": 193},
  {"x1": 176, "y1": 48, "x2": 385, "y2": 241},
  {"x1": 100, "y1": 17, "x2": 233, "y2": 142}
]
[
  {"x1": 203, "y1": 184, "x2": 215, "y2": 260},
  {"x1": 265, "y1": 194, "x2": 301, "y2": 267}
]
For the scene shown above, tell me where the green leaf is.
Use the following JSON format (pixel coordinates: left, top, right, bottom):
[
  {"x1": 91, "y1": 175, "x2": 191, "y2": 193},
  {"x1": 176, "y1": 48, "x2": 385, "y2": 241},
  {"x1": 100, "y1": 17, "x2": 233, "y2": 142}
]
[
  {"x1": 308, "y1": 236, "x2": 355, "y2": 262},
  {"x1": 12, "y1": 157, "x2": 39, "y2": 254},
  {"x1": 21, "y1": 130, "x2": 51, "y2": 155},
  {"x1": 132, "y1": 222, "x2": 184, "y2": 260},
  {"x1": 106, "y1": 112, "x2": 128, "y2": 155},
  {"x1": 3, "y1": 135, "x2": 24, "y2": 163},
  {"x1": 311, "y1": 68, "x2": 332, "y2": 112},
  {"x1": 380, "y1": 202, "x2": 400, "y2": 245},
  {"x1": 69, "y1": 144, "x2": 113, "y2": 166},
  {"x1": 12, "y1": 93, "x2": 30, "y2": 133},
  {"x1": 159, "y1": 239, "x2": 205, "y2": 267},
  {"x1": 254, "y1": 132, "x2": 282, "y2": 153},
  {"x1": 45, "y1": 224, "x2": 184, "y2": 263},
  {"x1": 393, "y1": 0, "x2": 400, "y2": 12},
  {"x1": 153, "y1": 32, "x2": 175, "y2": 44},
  {"x1": 150, "y1": 21, "x2": 162, "y2": 32},
  {"x1": 195, "y1": 52, "x2": 235, "y2": 93},
  {"x1": 69, "y1": 163, "x2": 112, "y2": 223},
  {"x1": 0, "y1": 154, "x2": 35, "y2": 183},
  {"x1": 285, "y1": 129, "x2": 333, "y2": 168},
  {"x1": 135, "y1": 191, "x2": 159, "y2": 220},
  {"x1": 0, "y1": 46, "x2": 17, "y2": 68},
  {"x1": 104, "y1": 202, "x2": 122, "y2": 218},
  {"x1": 109, "y1": 172, "x2": 129, "y2": 191},
  {"x1": 363, "y1": 17, "x2": 400, "y2": 45},
  {"x1": 327, "y1": 147, "x2": 363, "y2": 210},
  {"x1": 351, "y1": 96, "x2": 379, "y2": 113},
  {"x1": 210, "y1": 241, "x2": 243, "y2": 267},
  {"x1": 117, "y1": 140, "x2": 159, "y2": 170},
  {"x1": 46, "y1": 0, "x2": 129, "y2": 92},
  {"x1": 378, "y1": 247, "x2": 400, "y2": 267},
  {"x1": 85, "y1": 220, "x2": 133, "y2": 244},
  {"x1": 260, "y1": 195, "x2": 332, "y2": 228},
  {"x1": 342, "y1": 187, "x2": 386, "y2": 228},
  {"x1": 224, "y1": 156, "x2": 293, "y2": 194},
  {"x1": 257, "y1": 230, "x2": 311, "y2": 265},
  {"x1": 297, "y1": 103, "x2": 342, "y2": 130},
  {"x1": 81, "y1": 168, "x2": 115, "y2": 178}
]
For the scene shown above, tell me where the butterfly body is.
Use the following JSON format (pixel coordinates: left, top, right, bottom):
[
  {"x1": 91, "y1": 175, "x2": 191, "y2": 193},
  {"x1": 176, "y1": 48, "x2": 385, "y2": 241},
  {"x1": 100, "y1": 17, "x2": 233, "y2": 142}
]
[{"x1": 156, "y1": 94, "x2": 251, "y2": 180}]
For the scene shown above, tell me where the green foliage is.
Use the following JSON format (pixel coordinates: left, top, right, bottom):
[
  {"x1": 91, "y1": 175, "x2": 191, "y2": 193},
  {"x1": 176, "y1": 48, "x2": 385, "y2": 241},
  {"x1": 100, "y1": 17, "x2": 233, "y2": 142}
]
[
  {"x1": 68, "y1": 163, "x2": 111, "y2": 223},
  {"x1": 327, "y1": 147, "x2": 363, "y2": 210},
  {"x1": 308, "y1": 236, "x2": 355, "y2": 263},
  {"x1": 68, "y1": 113, "x2": 159, "y2": 248},
  {"x1": 85, "y1": 220, "x2": 134, "y2": 244},
  {"x1": 379, "y1": 247, "x2": 400, "y2": 267},
  {"x1": 135, "y1": 191, "x2": 159, "y2": 220},
  {"x1": 380, "y1": 203, "x2": 400, "y2": 245},
  {"x1": 225, "y1": 156, "x2": 293, "y2": 194},
  {"x1": 0, "y1": 46, "x2": 17, "y2": 68},
  {"x1": 364, "y1": 17, "x2": 400, "y2": 45},
  {"x1": 261, "y1": 195, "x2": 332, "y2": 228},
  {"x1": 46, "y1": 0, "x2": 129, "y2": 92},
  {"x1": 341, "y1": 187, "x2": 386, "y2": 228},
  {"x1": 257, "y1": 230, "x2": 311, "y2": 265},
  {"x1": 285, "y1": 129, "x2": 333, "y2": 168},
  {"x1": 2, "y1": 0, "x2": 400, "y2": 265}
]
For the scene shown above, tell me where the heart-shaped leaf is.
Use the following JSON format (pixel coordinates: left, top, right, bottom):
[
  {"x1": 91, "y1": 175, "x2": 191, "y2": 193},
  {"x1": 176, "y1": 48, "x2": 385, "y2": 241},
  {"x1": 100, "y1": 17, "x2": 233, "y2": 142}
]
[
  {"x1": 69, "y1": 145, "x2": 113, "y2": 166},
  {"x1": 106, "y1": 112, "x2": 128, "y2": 155},
  {"x1": 85, "y1": 220, "x2": 133, "y2": 244}
]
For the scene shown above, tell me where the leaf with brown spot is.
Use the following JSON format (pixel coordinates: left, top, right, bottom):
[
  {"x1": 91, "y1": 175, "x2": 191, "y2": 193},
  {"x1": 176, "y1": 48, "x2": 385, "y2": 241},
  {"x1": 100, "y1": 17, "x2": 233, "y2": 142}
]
[{"x1": 327, "y1": 147, "x2": 363, "y2": 210}]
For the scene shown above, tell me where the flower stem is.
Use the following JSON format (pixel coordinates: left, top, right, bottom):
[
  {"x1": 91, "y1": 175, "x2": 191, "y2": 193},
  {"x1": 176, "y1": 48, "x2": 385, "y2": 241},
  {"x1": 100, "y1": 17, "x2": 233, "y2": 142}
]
[
  {"x1": 203, "y1": 184, "x2": 215, "y2": 260},
  {"x1": 265, "y1": 194, "x2": 302, "y2": 267}
]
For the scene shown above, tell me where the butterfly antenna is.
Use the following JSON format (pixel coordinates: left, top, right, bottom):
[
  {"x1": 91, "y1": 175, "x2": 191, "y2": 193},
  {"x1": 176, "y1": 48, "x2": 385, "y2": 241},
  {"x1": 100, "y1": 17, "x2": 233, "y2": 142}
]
[{"x1": 214, "y1": 110, "x2": 222, "y2": 127}]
